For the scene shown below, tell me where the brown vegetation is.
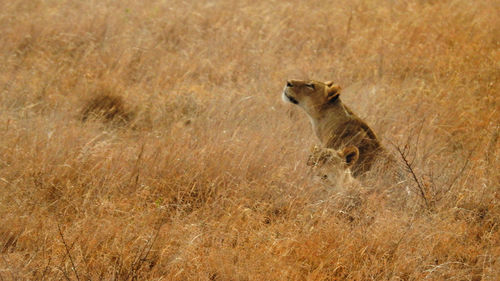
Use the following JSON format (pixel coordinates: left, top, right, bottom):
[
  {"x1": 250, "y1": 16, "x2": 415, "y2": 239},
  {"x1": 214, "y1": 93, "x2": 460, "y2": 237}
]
[
  {"x1": 81, "y1": 93, "x2": 133, "y2": 124},
  {"x1": 0, "y1": 0, "x2": 498, "y2": 280}
]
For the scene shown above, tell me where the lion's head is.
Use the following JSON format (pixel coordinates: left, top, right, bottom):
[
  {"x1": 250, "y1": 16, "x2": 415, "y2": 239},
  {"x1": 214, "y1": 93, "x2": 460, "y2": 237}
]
[
  {"x1": 307, "y1": 145, "x2": 359, "y2": 186},
  {"x1": 282, "y1": 80, "x2": 342, "y2": 117}
]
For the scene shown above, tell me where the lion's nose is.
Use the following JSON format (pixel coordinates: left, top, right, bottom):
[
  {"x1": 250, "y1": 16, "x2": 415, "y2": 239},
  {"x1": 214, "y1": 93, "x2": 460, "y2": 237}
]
[{"x1": 286, "y1": 81, "x2": 293, "y2": 87}]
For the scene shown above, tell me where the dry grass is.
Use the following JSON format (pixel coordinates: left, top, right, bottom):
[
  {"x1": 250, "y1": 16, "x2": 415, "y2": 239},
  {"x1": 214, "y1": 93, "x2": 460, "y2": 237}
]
[{"x1": 0, "y1": 0, "x2": 499, "y2": 280}]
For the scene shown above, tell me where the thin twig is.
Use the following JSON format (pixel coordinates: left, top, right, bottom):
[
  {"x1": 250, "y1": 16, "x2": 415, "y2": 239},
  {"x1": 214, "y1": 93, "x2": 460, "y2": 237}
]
[
  {"x1": 40, "y1": 256, "x2": 52, "y2": 281},
  {"x1": 130, "y1": 143, "x2": 145, "y2": 188},
  {"x1": 57, "y1": 224, "x2": 81, "y2": 281},
  {"x1": 56, "y1": 265, "x2": 72, "y2": 281},
  {"x1": 395, "y1": 145, "x2": 430, "y2": 209},
  {"x1": 411, "y1": 118, "x2": 426, "y2": 166},
  {"x1": 126, "y1": 219, "x2": 164, "y2": 280}
]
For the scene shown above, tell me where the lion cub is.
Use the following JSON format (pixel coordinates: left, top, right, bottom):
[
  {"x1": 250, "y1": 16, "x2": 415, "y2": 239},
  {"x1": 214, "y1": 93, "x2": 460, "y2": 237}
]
[
  {"x1": 283, "y1": 79, "x2": 384, "y2": 177},
  {"x1": 307, "y1": 145, "x2": 359, "y2": 186}
]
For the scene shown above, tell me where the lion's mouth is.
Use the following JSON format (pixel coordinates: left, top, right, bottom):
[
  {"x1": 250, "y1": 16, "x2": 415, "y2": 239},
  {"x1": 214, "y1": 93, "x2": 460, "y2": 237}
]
[{"x1": 285, "y1": 93, "x2": 299, "y2": 104}]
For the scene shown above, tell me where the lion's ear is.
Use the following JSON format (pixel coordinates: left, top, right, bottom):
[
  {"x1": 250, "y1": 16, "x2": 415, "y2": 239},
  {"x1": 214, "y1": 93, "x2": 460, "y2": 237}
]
[
  {"x1": 340, "y1": 146, "x2": 359, "y2": 167},
  {"x1": 325, "y1": 81, "x2": 334, "y2": 87},
  {"x1": 325, "y1": 84, "x2": 341, "y2": 102}
]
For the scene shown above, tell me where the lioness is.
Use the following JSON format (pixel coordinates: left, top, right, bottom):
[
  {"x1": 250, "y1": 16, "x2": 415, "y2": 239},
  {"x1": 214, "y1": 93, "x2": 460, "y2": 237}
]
[
  {"x1": 307, "y1": 145, "x2": 359, "y2": 185},
  {"x1": 283, "y1": 79, "x2": 384, "y2": 177}
]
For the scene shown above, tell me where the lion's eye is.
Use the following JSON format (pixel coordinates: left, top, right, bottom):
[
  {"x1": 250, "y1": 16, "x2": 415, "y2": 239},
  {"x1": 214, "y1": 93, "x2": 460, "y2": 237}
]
[{"x1": 306, "y1": 84, "x2": 315, "y2": 89}]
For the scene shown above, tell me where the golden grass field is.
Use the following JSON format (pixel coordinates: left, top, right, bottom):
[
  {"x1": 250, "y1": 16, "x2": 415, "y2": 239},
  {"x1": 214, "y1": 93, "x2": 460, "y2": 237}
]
[{"x1": 0, "y1": 0, "x2": 499, "y2": 280}]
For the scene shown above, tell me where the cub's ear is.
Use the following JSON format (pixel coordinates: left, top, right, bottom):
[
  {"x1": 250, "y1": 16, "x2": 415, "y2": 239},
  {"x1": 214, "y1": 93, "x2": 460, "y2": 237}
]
[
  {"x1": 325, "y1": 84, "x2": 341, "y2": 102},
  {"x1": 325, "y1": 81, "x2": 334, "y2": 87},
  {"x1": 340, "y1": 146, "x2": 359, "y2": 167}
]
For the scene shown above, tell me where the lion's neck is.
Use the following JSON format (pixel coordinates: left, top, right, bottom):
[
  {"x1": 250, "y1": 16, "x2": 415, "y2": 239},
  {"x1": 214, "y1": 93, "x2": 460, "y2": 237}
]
[{"x1": 306, "y1": 103, "x2": 353, "y2": 146}]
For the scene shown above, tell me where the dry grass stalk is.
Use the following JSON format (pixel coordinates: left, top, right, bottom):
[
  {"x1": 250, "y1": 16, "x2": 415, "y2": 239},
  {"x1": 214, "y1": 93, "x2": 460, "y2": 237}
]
[{"x1": 0, "y1": 0, "x2": 498, "y2": 280}]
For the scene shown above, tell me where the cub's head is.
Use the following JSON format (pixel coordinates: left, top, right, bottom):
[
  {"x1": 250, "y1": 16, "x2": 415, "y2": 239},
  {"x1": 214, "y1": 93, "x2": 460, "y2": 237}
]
[
  {"x1": 307, "y1": 145, "x2": 359, "y2": 186},
  {"x1": 282, "y1": 80, "x2": 342, "y2": 114}
]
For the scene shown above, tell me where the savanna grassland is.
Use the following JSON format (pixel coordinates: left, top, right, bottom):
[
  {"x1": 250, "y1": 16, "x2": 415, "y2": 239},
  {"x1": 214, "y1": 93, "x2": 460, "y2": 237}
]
[{"x1": 0, "y1": 0, "x2": 499, "y2": 280}]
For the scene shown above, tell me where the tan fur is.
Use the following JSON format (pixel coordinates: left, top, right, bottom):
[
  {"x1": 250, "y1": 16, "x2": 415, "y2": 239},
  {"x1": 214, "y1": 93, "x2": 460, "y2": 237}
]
[
  {"x1": 283, "y1": 79, "x2": 384, "y2": 177},
  {"x1": 307, "y1": 145, "x2": 359, "y2": 185}
]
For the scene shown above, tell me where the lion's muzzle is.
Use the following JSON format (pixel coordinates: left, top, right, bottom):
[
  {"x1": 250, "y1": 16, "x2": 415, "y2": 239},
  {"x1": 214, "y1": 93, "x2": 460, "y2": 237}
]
[{"x1": 282, "y1": 84, "x2": 299, "y2": 104}]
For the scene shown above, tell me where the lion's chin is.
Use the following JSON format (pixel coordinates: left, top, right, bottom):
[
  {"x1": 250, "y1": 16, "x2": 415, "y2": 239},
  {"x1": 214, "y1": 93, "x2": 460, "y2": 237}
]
[{"x1": 282, "y1": 92, "x2": 299, "y2": 104}]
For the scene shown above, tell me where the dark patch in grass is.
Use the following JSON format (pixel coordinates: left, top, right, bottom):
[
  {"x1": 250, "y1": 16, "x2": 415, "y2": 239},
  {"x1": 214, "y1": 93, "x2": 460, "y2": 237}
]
[{"x1": 81, "y1": 94, "x2": 134, "y2": 125}]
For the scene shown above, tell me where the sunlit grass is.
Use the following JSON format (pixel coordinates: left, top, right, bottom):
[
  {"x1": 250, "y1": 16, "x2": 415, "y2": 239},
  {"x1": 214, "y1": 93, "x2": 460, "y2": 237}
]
[{"x1": 0, "y1": 0, "x2": 498, "y2": 280}]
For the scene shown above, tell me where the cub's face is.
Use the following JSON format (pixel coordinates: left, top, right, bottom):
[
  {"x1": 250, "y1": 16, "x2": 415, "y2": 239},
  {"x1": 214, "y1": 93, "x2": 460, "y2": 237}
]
[
  {"x1": 307, "y1": 146, "x2": 359, "y2": 186},
  {"x1": 282, "y1": 80, "x2": 341, "y2": 114}
]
